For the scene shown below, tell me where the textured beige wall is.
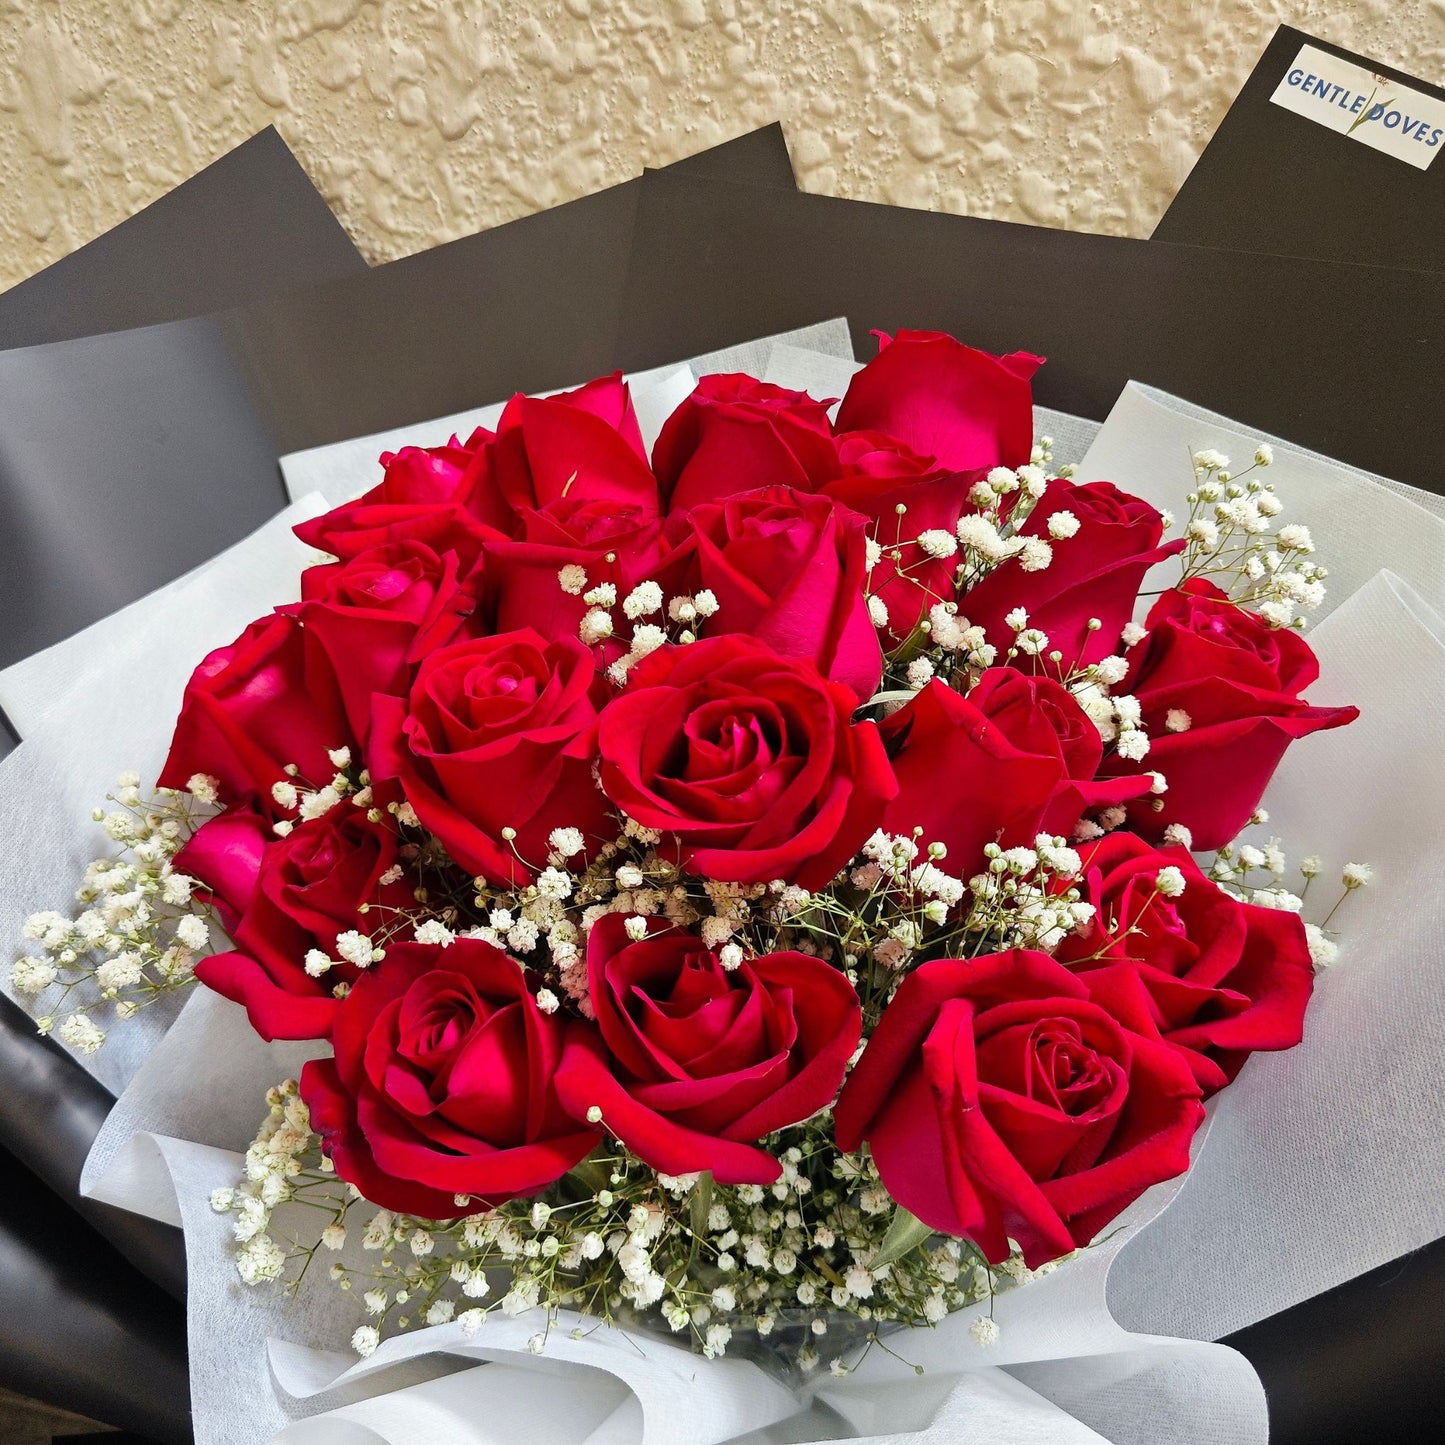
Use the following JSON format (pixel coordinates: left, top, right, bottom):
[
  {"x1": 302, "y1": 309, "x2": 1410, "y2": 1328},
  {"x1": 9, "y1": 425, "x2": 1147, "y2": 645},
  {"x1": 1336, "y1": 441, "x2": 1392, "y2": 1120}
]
[{"x1": 1, "y1": 1, "x2": 1442, "y2": 291}]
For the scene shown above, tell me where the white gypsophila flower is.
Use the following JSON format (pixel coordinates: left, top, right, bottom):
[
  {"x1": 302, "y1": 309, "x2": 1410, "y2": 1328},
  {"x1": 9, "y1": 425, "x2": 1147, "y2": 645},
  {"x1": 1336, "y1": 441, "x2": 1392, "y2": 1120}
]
[
  {"x1": 1193, "y1": 449, "x2": 1229, "y2": 471},
  {"x1": 299, "y1": 786, "x2": 342, "y2": 821},
  {"x1": 955, "y1": 514, "x2": 1009, "y2": 559},
  {"x1": 970, "y1": 1316, "x2": 1001, "y2": 1346},
  {"x1": 1256, "y1": 599, "x2": 1295, "y2": 628},
  {"x1": 413, "y1": 919, "x2": 455, "y2": 947},
  {"x1": 304, "y1": 949, "x2": 333, "y2": 977},
  {"x1": 584, "y1": 581, "x2": 618, "y2": 609},
  {"x1": 535, "y1": 988, "x2": 560, "y2": 1014},
  {"x1": 579, "y1": 608, "x2": 614, "y2": 645},
  {"x1": 630, "y1": 624, "x2": 667, "y2": 657},
  {"x1": 1092, "y1": 655, "x2": 1129, "y2": 687},
  {"x1": 1155, "y1": 866, "x2": 1186, "y2": 898},
  {"x1": 1257, "y1": 493, "x2": 1283, "y2": 517},
  {"x1": 1003, "y1": 606, "x2": 1028, "y2": 632},
  {"x1": 1016, "y1": 537, "x2": 1052, "y2": 572},
  {"x1": 175, "y1": 914, "x2": 209, "y2": 950},
  {"x1": 623, "y1": 915, "x2": 649, "y2": 942},
  {"x1": 916, "y1": 528, "x2": 957, "y2": 560},
  {"x1": 1015, "y1": 628, "x2": 1049, "y2": 656},
  {"x1": 548, "y1": 826, "x2": 586, "y2": 859},
  {"x1": 9, "y1": 957, "x2": 57, "y2": 994},
  {"x1": 867, "y1": 594, "x2": 888, "y2": 629},
  {"x1": 622, "y1": 580, "x2": 664, "y2": 619},
  {"x1": 986, "y1": 465, "x2": 1018, "y2": 493},
  {"x1": 1017, "y1": 465, "x2": 1048, "y2": 498},
  {"x1": 692, "y1": 589, "x2": 719, "y2": 618},
  {"x1": 321, "y1": 1224, "x2": 347, "y2": 1251},
  {"x1": 186, "y1": 773, "x2": 220, "y2": 804},
  {"x1": 1187, "y1": 518, "x2": 1220, "y2": 548},
  {"x1": 1114, "y1": 730, "x2": 1150, "y2": 762},
  {"x1": 506, "y1": 918, "x2": 540, "y2": 953},
  {"x1": 1304, "y1": 923, "x2": 1339, "y2": 969},
  {"x1": 1162, "y1": 823, "x2": 1194, "y2": 849},
  {"x1": 328, "y1": 746, "x2": 352, "y2": 770},
  {"x1": 95, "y1": 954, "x2": 144, "y2": 993},
  {"x1": 335, "y1": 930, "x2": 378, "y2": 969},
  {"x1": 718, "y1": 943, "x2": 744, "y2": 971},
  {"x1": 1121, "y1": 621, "x2": 1147, "y2": 647},
  {"x1": 703, "y1": 1323, "x2": 733, "y2": 1359},
  {"x1": 558, "y1": 564, "x2": 588, "y2": 595},
  {"x1": 1277, "y1": 524, "x2": 1314, "y2": 553},
  {"x1": 352, "y1": 1325, "x2": 380, "y2": 1357},
  {"x1": 905, "y1": 657, "x2": 934, "y2": 689},
  {"x1": 1165, "y1": 708, "x2": 1192, "y2": 733},
  {"x1": 1342, "y1": 862, "x2": 1373, "y2": 888},
  {"x1": 58, "y1": 1013, "x2": 105, "y2": 1053},
  {"x1": 161, "y1": 872, "x2": 195, "y2": 906},
  {"x1": 1047, "y1": 510, "x2": 1080, "y2": 539},
  {"x1": 236, "y1": 1233, "x2": 286, "y2": 1285}
]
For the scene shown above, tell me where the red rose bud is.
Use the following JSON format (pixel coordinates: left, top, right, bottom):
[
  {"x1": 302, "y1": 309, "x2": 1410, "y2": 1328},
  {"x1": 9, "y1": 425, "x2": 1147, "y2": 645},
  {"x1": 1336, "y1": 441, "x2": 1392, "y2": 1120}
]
[
  {"x1": 554, "y1": 915, "x2": 861, "y2": 1183},
  {"x1": 653, "y1": 374, "x2": 838, "y2": 513},
  {"x1": 834, "y1": 949, "x2": 1204, "y2": 1268},
  {"x1": 834, "y1": 330, "x2": 1043, "y2": 475},
  {"x1": 1055, "y1": 832, "x2": 1316, "y2": 1094},
  {"x1": 368, "y1": 629, "x2": 608, "y2": 887},
  {"x1": 664, "y1": 484, "x2": 883, "y2": 704},
  {"x1": 157, "y1": 612, "x2": 354, "y2": 814},
  {"x1": 1099, "y1": 579, "x2": 1358, "y2": 849},
  {"x1": 302, "y1": 939, "x2": 600, "y2": 1217},
  {"x1": 597, "y1": 634, "x2": 897, "y2": 890},
  {"x1": 180, "y1": 801, "x2": 416, "y2": 1041}
]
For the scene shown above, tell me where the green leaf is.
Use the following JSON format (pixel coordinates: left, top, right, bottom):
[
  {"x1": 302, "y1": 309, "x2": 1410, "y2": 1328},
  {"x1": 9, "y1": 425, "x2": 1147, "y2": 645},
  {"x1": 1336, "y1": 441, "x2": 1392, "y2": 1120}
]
[
  {"x1": 689, "y1": 1172, "x2": 715, "y2": 1238},
  {"x1": 871, "y1": 1205, "x2": 935, "y2": 1269}
]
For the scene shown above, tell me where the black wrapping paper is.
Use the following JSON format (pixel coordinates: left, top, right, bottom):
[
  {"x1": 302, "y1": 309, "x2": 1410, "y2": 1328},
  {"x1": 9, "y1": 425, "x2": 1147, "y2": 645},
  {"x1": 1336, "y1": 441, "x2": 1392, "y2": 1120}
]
[
  {"x1": 0, "y1": 128, "x2": 368, "y2": 349},
  {"x1": 1155, "y1": 26, "x2": 1445, "y2": 269},
  {"x1": 0, "y1": 125, "x2": 796, "y2": 674},
  {"x1": 614, "y1": 168, "x2": 1445, "y2": 495}
]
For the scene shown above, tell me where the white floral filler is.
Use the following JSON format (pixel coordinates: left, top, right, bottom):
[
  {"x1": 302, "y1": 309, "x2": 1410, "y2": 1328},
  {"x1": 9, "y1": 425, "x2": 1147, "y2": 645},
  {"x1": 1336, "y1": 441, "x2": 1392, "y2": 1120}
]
[{"x1": 12, "y1": 439, "x2": 1368, "y2": 1378}]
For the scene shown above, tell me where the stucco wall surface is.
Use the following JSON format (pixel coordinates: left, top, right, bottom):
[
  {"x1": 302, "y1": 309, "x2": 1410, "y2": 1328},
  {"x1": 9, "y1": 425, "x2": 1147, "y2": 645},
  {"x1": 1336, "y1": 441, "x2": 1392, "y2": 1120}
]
[{"x1": 1, "y1": 1, "x2": 1442, "y2": 290}]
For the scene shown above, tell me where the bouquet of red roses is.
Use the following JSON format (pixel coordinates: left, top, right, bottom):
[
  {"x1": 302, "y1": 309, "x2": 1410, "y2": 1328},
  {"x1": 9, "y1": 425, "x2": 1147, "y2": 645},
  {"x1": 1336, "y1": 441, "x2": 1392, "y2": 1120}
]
[{"x1": 15, "y1": 329, "x2": 1360, "y2": 1372}]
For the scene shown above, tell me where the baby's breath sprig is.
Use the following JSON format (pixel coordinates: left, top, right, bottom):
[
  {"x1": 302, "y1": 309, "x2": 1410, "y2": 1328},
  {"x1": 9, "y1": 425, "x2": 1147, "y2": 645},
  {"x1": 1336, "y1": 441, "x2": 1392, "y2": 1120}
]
[
  {"x1": 222, "y1": 1079, "x2": 1044, "y2": 1374},
  {"x1": 10, "y1": 771, "x2": 219, "y2": 1051}
]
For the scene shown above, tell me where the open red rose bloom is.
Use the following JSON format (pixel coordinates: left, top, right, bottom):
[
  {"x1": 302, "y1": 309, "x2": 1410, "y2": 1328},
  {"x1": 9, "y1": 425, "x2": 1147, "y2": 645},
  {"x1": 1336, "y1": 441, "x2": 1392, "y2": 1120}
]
[{"x1": 161, "y1": 328, "x2": 1357, "y2": 1311}]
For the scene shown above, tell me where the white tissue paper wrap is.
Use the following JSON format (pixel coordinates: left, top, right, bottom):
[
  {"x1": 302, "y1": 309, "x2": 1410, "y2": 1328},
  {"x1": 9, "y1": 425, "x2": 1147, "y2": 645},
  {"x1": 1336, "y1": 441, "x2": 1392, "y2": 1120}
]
[{"x1": 4, "y1": 340, "x2": 1443, "y2": 1444}]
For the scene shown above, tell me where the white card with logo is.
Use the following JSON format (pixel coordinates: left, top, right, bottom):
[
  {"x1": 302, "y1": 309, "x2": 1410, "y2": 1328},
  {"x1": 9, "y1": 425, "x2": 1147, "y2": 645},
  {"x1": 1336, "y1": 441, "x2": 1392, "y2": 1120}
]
[{"x1": 1271, "y1": 43, "x2": 1445, "y2": 171}]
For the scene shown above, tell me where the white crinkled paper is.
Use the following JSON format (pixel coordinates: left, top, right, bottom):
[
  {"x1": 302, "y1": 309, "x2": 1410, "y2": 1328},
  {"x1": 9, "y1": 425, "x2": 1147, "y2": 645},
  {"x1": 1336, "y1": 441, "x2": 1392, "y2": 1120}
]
[{"x1": 4, "y1": 341, "x2": 1443, "y2": 1442}]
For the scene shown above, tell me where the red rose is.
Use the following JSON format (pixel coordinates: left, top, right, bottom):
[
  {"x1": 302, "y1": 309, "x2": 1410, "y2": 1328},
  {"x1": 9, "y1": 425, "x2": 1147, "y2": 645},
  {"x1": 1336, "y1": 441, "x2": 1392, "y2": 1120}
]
[
  {"x1": 1099, "y1": 579, "x2": 1359, "y2": 849},
  {"x1": 822, "y1": 470, "x2": 983, "y2": 648},
  {"x1": 878, "y1": 675, "x2": 1153, "y2": 877},
  {"x1": 833, "y1": 330, "x2": 1043, "y2": 474},
  {"x1": 301, "y1": 939, "x2": 601, "y2": 1217},
  {"x1": 1053, "y1": 833, "x2": 1315, "y2": 1094},
  {"x1": 483, "y1": 497, "x2": 669, "y2": 646},
  {"x1": 961, "y1": 478, "x2": 1186, "y2": 668},
  {"x1": 597, "y1": 635, "x2": 896, "y2": 889},
  {"x1": 297, "y1": 540, "x2": 480, "y2": 746},
  {"x1": 834, "y1": 950, "x2": 1204, "y2": 1267},
  {"x1": 293, "y1": 428, "x2": 507, "y2": 564},
  {"x1": 490, "y1": 373, "x2": 658, "y2": 522},
  {"x1": 829, "y1": 429, "x2": 942, "y2": 493},
  {"x1": 368, "y1": 630, "x2": 607, "y2": 886},
  {"x1": 157, "y1": 612, "x2": 353, "y2": 813},
  {"x1": 664, "y1": 485, "x2": 883, "y2": 703},
  {"x1": 554, "y1": 915, "x2": 861, "y2": 1183},
  {"x1": 179, "y1": 802, "x2": 416, "y2": 1040},
  {"x1": 653, "y1": 374, "x2": 838, "y2": 513}
]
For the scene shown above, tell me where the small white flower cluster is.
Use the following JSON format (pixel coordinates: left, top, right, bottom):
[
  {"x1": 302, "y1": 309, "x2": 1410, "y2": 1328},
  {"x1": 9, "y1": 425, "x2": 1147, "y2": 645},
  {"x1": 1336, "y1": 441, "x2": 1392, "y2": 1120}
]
[
  {"x1": 268, "y1": 748, "x2": 368, "y2": 838},
  {"x1": 961, "y1": 839, "x2": 1093, "y2": 955},
  {"x1": 11, "y1": 773, "x2": 219, "y2": 1049},
  {"x1": 210, "y1": 1080, "x2": 340, "y2": 1287},
  {"x1": 1181, "y1": 447, "x2": 1327, "y2": 629},
  {"x1": 559, "y1": 562, "x2": 718, "y2": 688},
  {"x1": 301, "y1": 1116, "x2": 1033, "y2": 1374}
]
